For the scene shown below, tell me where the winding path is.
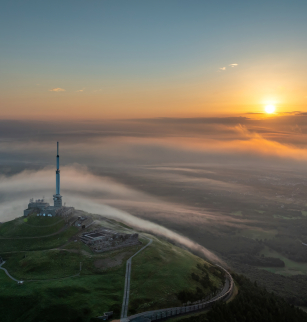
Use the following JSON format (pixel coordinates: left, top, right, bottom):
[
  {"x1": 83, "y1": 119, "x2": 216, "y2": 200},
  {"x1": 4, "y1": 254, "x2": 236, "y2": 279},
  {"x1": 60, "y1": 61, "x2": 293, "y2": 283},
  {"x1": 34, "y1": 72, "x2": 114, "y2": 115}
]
[
  {"x1": 0, "y1": 261, "x2": 20, "y2": 282},
  {"x1": 120, "y1": 252, "x2": 234, "y2": 322},
  {"x1": 23, "y1": 218, "x2": 65, "y2": 228},
  {"x1": 0, "y1": 224, "x2": 69, "y2": 239},
  {"x1": 0, "y1": 260, "x2": 82, "y2": 283},
  {"x1": 121, "y1": 238, "x2": 153, "y2": 319}
]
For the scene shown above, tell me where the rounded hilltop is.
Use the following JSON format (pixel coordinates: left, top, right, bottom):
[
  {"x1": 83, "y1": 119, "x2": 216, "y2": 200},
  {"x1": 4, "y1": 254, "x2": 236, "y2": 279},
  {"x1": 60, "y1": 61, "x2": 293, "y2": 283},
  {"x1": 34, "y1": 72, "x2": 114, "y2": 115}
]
[{"x1": 0, "y1": 210, "x2": 227, "y2": 322}]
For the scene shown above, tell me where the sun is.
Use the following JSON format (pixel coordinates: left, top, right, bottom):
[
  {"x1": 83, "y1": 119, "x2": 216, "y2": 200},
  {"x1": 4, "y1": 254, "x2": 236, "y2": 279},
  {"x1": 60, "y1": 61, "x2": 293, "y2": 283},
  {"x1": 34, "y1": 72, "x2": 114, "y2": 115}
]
[{"x1": 265, "y1": 104, "x2": 276, "y2": 114}]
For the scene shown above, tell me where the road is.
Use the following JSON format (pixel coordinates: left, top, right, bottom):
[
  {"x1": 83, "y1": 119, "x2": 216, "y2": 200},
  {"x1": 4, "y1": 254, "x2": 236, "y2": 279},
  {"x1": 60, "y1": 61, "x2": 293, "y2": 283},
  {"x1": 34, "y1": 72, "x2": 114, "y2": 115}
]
[
  {"x1": 0, "y1": 261, "x2": 20, "y2": 282},
  {"x1": 121, "y1": 238, "x2": 153, "y2": 320},
  {"x1": 211, "y1": 277, "x2": 230, "y2": 301},
  {"x1": 125, "y1": 266, "x2": 234, "y2": 322}
]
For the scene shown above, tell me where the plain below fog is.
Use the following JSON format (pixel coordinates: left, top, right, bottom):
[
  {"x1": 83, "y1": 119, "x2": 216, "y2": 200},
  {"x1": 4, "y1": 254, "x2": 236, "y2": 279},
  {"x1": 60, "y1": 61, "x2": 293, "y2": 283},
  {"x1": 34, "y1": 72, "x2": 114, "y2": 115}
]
[{"x1": 1, "y1": 116, "x2": 307, "y2": 262}]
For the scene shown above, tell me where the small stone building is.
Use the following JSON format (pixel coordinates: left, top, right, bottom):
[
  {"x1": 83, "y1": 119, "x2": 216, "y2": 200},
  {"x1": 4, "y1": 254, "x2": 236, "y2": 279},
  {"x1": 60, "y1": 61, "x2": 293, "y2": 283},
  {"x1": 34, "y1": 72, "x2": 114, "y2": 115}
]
[{"x1": 80, "y1": 228, "x2": 139, "y2": 252}]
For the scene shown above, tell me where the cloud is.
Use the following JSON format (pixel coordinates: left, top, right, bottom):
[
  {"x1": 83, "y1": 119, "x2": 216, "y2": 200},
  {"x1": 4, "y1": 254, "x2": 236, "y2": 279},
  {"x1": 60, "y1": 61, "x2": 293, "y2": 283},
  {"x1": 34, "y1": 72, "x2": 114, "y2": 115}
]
[
  {"x1": 229, "y1": 63, "x2": 238, "y2": 67},
  {"x1": 219, "y1": 67, "x2": 226, "y2": 71},
  {"x1": 76, "y1": 88, "x2": 85, "y2": 92},
  {"x1": 49, "y1": 88, "x2": 66, "y2": 92},
  {"x1": 2, "y1": 114, "x2": 307, "y2": 170},
  {"x1": 134, "y1": 116, "x2": 250, "y2": 125},
  {"x1": 0, "y1": 166, "x2": 225, "y2": 264}
]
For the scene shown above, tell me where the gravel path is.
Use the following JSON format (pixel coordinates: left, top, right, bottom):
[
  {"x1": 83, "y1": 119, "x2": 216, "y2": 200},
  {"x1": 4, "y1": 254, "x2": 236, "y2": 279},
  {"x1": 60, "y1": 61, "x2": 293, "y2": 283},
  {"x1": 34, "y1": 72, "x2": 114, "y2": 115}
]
[{"x1": 121, "y1": 238, "x2": 153, "y2": 319}]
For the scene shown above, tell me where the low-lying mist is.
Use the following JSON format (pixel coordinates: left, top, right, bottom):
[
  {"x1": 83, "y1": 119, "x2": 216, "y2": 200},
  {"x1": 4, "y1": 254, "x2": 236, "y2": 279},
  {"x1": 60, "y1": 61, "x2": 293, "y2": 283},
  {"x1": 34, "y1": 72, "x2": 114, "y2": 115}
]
[
  {"x1": 0, "y1": 166, "x2": 226, "y2": 264},
  {"x1": 2, "y1": 115, "x2": 307, "y2": 265}
]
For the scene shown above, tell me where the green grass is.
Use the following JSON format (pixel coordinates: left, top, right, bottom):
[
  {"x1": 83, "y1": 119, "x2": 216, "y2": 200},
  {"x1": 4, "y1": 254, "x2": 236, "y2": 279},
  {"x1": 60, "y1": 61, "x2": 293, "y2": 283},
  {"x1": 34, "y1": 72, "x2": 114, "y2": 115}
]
[
  {"x1": 301, "y1": 211, "x2": 307, "y2": 217},
  {"x1": 0, "y1": 226, "x2": 78, "y2": 252},
  {"x1": 231, "y1": 211, "x2": 242, "y2": 216},
  {"x1": 2, "y1": 244, "x2": 142, "y2": 280},
  {"x1": 237, "y1": 228, "x2": 277, "y2": 240},
  {"x1": 0, "y1": 216, "x2": 65, "y2": 237},
  {"x1": 3, "y1": 251, "x2": 85, "y2": 279},
  {"x1": 64, "y1": 240, "x2": 94, "y2": 253},
  {"x1": 129, "y1": 236, "x2": 222, "y2": 315},
  {"x1": 255, "y1": 210, "x2": 265, "y2": 214},
  {"x1": 273, "y1": 215, "x2": 301, "y2": 220},
  {"x1": 0, "y1": 214, "x2": 223, "y2": 321},
  {"x1": 0, "y1": 265, "x2": 126, "y2": 322},
  {"x1": 258, "y1": 246, "x2": 307, "y2": 276}
]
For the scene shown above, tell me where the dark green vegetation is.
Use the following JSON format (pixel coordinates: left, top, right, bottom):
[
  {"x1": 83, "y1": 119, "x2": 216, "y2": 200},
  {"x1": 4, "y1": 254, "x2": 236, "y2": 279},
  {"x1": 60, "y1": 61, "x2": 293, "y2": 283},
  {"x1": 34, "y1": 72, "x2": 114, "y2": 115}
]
[
  {"x1": 265, "y1": 236, "x2": 307, "y2": 262},
  {"x1": 177, "y1": 265, "x2": 223, "y2": 302},
  {"x1": 129, "y1": 236, "x2": 222, "y2": 315},
  {"x1": 231, "y1": 261, "x2": 307, "y2": 306},
  {"x1": 175, "y1": 274, "x2": 307, "y2": 322},
  {"x1": 106, "y1": 165, "x2": 307, "y2": 309},
  {"x1": 231, "y1": 253, "x2": 284, "y2": 267}
]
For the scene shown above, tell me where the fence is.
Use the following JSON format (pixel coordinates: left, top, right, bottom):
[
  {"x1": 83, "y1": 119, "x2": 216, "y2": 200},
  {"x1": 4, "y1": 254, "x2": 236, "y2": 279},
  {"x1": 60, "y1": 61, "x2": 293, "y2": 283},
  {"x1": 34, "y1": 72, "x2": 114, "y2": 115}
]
[{"x1": 126, "y1": 265, "x2": 234, "y2": 322}]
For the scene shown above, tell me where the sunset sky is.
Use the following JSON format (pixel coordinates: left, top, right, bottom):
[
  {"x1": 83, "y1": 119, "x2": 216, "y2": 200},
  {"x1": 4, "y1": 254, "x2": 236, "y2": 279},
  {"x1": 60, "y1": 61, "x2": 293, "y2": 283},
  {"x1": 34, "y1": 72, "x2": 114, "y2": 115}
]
[
  {"x1": 1, "y1": 0, "x2": 307, "y2": 120},
  {"x1": 2, "y1": 1, "x2": 307, "y2": 268}
]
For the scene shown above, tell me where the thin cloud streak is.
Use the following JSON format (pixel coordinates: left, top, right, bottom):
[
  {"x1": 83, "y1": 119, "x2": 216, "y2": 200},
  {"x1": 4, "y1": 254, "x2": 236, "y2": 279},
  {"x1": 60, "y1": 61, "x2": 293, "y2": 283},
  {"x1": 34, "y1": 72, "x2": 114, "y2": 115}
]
[{"x1": 49, "y1": 88, "x2": 66, "y2": 92}]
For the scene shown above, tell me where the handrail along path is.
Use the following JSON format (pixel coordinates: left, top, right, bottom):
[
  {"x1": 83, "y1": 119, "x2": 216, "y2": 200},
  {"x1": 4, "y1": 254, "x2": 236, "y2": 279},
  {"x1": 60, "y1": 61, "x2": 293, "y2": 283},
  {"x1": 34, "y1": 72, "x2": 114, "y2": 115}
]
[{"x1": 121, "y1": 260, "x2": 234, "y2": 322}]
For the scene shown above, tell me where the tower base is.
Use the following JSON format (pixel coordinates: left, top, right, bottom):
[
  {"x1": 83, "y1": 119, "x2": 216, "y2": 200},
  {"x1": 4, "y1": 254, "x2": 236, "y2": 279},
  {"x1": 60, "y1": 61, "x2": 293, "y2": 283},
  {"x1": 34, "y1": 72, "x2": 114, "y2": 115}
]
[{"x1": 53, "y1": 194, "x2": 62, "y2": 208}]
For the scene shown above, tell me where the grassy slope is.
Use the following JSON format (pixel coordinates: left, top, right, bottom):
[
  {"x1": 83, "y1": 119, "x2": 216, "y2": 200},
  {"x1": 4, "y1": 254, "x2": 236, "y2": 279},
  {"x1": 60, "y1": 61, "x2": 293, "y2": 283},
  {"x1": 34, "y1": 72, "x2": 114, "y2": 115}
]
[
  {"x1": 129, "y1": 235, "x2": 222, "y2": 315},
  {"x1": 0, "y1": 216, "x2": 65, "y2": 237},
  {"x1": 0, "y1": 266, "x2": 126, "y2": 322},
  {"x1": 3, "y1": 245, "x2": 142, "y2": 280},
  {"x1": 0, "y1": 215, "x2": 79, "y2": 252},
  {"x1": 0, "y1": 215, "x2": 145, "y2": 322},
  {"x1": 0, "y1": 215, "x2": 222, "y2": 322},
  {"x1": 0, "y1": 226, "x2": 78, "y2": 252}
]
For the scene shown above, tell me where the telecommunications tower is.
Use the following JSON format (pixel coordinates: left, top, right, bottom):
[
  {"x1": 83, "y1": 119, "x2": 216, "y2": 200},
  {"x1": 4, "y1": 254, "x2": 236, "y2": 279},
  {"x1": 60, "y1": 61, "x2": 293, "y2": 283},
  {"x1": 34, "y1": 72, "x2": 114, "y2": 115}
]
[{"x1": 53, "y1": 142, "x2": 62, "y2": 208}]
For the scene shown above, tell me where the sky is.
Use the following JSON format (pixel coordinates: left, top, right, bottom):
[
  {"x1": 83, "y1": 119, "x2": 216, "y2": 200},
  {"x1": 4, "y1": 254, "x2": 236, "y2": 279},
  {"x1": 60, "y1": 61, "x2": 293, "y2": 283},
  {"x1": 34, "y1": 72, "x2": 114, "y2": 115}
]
[
  {"x1": 2, "y1": 1, "x2": 307, "y2": 273},
  {"x1": 1, "y1": 0, "x2": 307, "y2": 120},
  {"x1": 2, "y1": 1, "x2": 307, "y2": 227}
]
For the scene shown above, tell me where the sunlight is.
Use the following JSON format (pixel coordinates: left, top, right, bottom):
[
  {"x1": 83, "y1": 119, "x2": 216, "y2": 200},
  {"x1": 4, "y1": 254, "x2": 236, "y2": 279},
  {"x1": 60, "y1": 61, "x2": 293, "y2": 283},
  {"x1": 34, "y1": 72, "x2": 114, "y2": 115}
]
[{"x1": 265, "y1": 105, "x2": 276, "y2": 114}]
